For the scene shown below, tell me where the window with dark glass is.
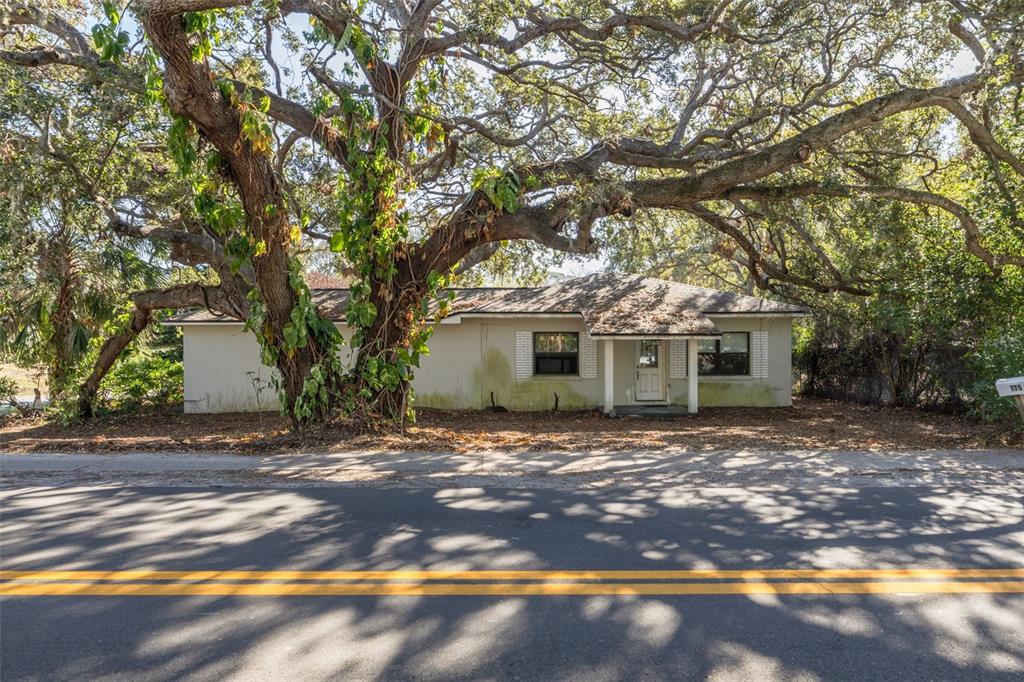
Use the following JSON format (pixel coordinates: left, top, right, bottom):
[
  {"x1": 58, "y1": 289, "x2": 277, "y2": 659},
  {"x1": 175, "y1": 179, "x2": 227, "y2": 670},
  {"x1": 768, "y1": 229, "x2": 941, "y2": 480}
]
[
  {"x1": 697, "y1": 332, "x2": 750, "y2": 376},
  {"x1": 639, "y1": 340, "x2": 659, "y2": 368},
  {"x1": 533, "y1": 332, "x2": 579, "y2": 375}
]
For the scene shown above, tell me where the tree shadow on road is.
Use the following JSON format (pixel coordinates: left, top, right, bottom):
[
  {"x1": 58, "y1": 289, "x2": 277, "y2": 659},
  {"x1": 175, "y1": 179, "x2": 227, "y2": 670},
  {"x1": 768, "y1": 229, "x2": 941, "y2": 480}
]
[{"x1": 2, "y1": 482, "x2": 1023, "y2": 680}]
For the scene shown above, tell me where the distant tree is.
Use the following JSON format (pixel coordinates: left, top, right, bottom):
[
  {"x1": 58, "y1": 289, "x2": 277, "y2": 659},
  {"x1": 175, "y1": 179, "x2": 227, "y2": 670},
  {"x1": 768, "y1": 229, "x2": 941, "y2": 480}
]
[
  {"x1": 0, "y1": 61, "x2": 172, "y2": 402},
  {"x1": 2, "y1": 0, "x2": 1021, "y2": 428}
]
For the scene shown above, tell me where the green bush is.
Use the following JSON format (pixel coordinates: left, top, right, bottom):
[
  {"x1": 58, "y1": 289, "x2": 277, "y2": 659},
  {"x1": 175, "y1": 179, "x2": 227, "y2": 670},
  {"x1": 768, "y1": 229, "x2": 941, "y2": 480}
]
[
  {"x1": 0, "y1": 374, "x2": 17, "y2": 405},
  {"x1": 0, "y1": 373, "x2": 32, "y2": 419},
  {"x1": 964, "y1": 323, "x2": 1024, "y2": 424},
  {"x1": 793, "y1": 226, "x2": 1022, "y2": 425},
  {"x1": 98, "y1": 353, "x2": 183, "y2": 413}
]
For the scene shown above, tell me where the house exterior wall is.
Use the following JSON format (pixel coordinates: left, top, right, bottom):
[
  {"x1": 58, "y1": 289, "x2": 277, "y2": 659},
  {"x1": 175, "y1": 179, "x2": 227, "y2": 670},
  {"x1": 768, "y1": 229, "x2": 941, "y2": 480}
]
[
  {"x1": 181, "y1": 324, "x2": 355, "y2": 414},
  {"x1": 182, "y1": 325, "x2": 270, "y2": 414},
  {"x1": 411, "y1": 319, "x2": 484, "y2": 409},
  {"x1": 179, "y1": 314, "x2": 795, "y2": 413},
  {"x1": 685, "y1": 315, "x2": 794, "y2": 408},
  {"x1": 478, "y1": 317, "x2": 600, "y2": 411}
]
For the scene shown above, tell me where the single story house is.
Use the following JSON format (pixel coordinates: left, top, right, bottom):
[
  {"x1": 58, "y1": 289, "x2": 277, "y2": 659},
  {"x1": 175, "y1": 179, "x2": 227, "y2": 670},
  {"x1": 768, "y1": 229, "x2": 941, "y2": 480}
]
[{"x1": 167, "y1": 273, "x2": 809, "y2": 414}]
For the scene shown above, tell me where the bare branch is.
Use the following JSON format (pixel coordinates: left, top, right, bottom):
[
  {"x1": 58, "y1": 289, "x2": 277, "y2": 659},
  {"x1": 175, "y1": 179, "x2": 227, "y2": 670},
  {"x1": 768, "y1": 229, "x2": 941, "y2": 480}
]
[
  {"x1": 685, "y1": 204, "x2": 874, "y2": 295},
  {"x1": 454, "y1": 242, "x2": 502, "y2": 276},
  {"x1": 948, "y1": 16, "x2": 986, "y2": 64},
  {"x1": 723, "y1": 182, "x2": 1024, "y2": 271},
  {"x1": 937, "y1": 97, "x2": 1024, "y2": 177},
  {"x1": 139, "y1": 0, "x2": 250, "y2": 15}
]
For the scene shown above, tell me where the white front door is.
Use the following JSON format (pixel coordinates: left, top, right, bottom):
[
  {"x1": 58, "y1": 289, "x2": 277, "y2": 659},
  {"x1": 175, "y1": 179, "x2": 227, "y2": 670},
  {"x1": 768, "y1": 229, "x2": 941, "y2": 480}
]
[{"x1": 635, "y1": 340, "x2": 664, "y2": 401}]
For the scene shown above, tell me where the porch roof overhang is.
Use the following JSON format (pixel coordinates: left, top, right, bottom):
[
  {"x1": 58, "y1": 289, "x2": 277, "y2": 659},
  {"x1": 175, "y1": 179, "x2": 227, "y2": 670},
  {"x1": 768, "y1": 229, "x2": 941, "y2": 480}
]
[{"x1": 587, "y1": 333, "x2": 721, "y2": 340}]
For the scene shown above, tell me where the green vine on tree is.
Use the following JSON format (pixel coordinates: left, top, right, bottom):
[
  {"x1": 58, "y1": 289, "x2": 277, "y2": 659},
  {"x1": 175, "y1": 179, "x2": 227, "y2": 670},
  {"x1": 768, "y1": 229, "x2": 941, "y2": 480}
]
[
  {"x1": 303, "y1": 25, "x2": 459, "y2": 423},
  {"x1": 88, "y1": 2, "x2": 528, "y2": 428},
  {"x1": 92, "y1": 3, "x2": 346, "y2": 426}
]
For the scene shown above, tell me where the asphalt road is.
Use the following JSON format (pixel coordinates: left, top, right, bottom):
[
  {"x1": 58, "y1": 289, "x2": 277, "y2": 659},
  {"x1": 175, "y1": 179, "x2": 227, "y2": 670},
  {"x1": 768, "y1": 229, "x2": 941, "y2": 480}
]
[{"x1": 2, "y1": 483, "x2": 1023, "y2": 681}]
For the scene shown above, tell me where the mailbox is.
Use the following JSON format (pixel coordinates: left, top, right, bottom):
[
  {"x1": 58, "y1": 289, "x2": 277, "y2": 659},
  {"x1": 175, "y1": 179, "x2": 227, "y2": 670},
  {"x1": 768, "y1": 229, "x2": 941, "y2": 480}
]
[
  {"x1": 996, "y1": 377, "x2": 1024, "y2": 420},
  {"x1": 996, "y1": 377, "x2": 1024, "y2": 397}
]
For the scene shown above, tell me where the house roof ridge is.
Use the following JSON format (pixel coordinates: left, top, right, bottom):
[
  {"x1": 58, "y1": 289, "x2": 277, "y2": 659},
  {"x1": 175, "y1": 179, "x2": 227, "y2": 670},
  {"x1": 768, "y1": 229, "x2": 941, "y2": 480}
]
[
  {"x1": 536, "y1": 272, "x2": 809, "y2": 313},
  {"x1": 167, "y1": 272, "x2": 809, "y2": 325}
]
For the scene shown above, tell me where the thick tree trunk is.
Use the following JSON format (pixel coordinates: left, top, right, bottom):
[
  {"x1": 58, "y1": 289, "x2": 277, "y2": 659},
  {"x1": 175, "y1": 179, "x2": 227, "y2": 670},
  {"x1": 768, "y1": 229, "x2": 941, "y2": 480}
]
[
  {"x1": 336, "y1": 208, "x2": 512, "y2": 427},
  {"x1": 38, "y1": 227, "x2": 78, "y2": 404},
  {"x1": 344, "y1": 273, "x2": 425, "y2": 425},
  {"x1": 342, "y1": 226, "x2": 478, "y2": 426},
  {"x1": 144, "y1": 11, "x2": 342, "y2": 427}
]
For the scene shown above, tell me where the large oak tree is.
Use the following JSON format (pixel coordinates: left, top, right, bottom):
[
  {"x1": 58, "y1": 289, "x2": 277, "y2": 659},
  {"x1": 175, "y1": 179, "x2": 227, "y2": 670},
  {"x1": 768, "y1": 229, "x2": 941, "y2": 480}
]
[{"x1": 2, "y1": 0, "x2": 1021, "y2": 426}]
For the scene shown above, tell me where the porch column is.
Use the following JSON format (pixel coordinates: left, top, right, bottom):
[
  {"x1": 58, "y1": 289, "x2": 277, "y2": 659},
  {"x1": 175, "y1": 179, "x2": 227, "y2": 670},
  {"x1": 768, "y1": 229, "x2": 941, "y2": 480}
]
[
  {"x1": 687, "y1": 338, "x2": 699, "y2": 414},
  {"x1": 603, "y1": 339, "x2": 615, "y2": 415}
]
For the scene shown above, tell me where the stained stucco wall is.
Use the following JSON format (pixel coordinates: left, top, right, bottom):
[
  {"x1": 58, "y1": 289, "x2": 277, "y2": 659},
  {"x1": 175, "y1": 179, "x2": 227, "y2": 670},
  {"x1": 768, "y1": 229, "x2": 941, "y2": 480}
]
[
  {"x1": 688, "y1": 315, "x2": 794, "y2": 408},
  {"x1": 181, "y1": 324, "x2": 355, "y2": 414},
  {"x1": 478, "y1": 318, "x2": 601, "y2": 411},
  {"x1": 410, "y1": 319, "x2": 484, "y2": 410},
  {"x1": 178, "y1": 314, "x2": 795, "y2": 413},
  {"x1": 181, "y1": 321, "x2": 488, "y2": 413}
]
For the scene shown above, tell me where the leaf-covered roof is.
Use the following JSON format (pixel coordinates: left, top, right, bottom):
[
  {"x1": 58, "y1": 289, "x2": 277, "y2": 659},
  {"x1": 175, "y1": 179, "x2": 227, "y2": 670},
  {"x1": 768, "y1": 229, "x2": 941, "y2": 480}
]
[{"x1": 169, "y1": 273, "x2": 807, "y2": 335}]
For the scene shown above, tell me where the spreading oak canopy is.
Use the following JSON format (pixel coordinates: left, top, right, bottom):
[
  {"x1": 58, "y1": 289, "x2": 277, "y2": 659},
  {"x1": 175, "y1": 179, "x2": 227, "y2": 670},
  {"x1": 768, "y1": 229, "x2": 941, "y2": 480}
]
[{"x1": 1, "y1": 0, "x2": 1021, "y2": 426}]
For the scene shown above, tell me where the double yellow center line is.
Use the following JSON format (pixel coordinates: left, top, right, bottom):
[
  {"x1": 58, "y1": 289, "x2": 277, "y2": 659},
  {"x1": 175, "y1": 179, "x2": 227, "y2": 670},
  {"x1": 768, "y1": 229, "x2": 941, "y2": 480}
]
[{"x1": 2, "y1": 568, "x2": 1024, "y2": 596}]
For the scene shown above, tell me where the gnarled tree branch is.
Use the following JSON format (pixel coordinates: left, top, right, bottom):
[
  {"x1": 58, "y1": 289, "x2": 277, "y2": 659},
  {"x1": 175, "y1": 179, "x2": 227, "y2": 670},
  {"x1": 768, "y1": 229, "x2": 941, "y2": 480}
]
[
  {"x1": 78, "y1": 282, "x2": 246, "y2": 418},
  {"x1": 723, "y1": 181, "x2": 1024, "y2": 271}
]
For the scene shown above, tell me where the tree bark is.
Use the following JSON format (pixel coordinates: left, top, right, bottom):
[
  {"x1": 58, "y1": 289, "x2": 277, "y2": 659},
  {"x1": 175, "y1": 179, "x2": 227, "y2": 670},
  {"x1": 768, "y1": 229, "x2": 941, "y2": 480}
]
[
  {"x1": 78, "y1": 307, "x2": 151, "y2": 419},
  {"x1": 47, "y1": 232, "x2": 77, "y2": 404},
  {"x1": 142, "y1": 10, "x2": 342, "y2": 426},
  {"x1": 347, "y1": 270, "x2": 426, "y2": 424}
]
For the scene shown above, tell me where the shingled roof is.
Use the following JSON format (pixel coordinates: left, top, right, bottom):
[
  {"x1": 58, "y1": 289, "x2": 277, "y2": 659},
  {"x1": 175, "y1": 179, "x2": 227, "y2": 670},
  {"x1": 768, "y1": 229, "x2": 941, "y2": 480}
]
[{"x1": 168, "y1": 273, "x2": 808, "y2": 336}]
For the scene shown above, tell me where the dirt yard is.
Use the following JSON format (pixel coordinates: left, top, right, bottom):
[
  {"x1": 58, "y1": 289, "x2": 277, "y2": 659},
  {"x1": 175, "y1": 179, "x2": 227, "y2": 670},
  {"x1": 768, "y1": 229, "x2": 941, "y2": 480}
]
[{"x1": 1, "y1": 398, "x2": 1020, "y2": 453}]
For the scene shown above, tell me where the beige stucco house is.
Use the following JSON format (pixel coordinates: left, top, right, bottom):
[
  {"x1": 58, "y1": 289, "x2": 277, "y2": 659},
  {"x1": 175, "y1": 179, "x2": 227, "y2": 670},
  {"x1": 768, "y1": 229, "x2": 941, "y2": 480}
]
[{"x1": 168, "y1": 273, "x2": 808, "y2": 415}]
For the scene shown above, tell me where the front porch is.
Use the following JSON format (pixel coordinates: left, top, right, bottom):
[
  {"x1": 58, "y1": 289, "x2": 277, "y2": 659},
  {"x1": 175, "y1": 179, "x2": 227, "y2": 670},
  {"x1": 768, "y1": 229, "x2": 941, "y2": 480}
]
[{"x1": 600, "y1": 337, "x2": 703, "y2": 416}]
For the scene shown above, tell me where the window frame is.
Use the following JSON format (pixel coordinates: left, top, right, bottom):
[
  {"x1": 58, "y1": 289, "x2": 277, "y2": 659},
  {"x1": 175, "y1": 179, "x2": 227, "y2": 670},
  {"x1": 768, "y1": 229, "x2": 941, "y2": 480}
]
[
  {"x1": 532, "y1": 332, "x2": 580, "y2": 376},
  {"x1": 697, "y1": 332, "x2": 751, "y2": 376}
]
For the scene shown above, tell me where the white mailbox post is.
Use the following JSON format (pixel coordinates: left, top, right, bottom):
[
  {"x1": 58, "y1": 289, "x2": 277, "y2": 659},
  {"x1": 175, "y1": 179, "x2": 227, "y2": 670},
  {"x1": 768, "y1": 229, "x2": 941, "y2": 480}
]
[{"x1": 996, "y1": 376, "x2": 1024, "y2": 420}]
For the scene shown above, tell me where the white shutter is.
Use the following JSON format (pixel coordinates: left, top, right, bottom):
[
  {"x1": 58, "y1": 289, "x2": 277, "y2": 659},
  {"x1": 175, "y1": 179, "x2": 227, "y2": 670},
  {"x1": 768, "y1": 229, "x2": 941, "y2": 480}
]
[
  {"x1": 669, "y1": 339, "x2": 687, "y2": 378},
  {"x1": 579, "y1": 333, "x2": 597, "y2": 378},
  {"x1": 751, "y1": 331, "x2": 769, "y2": 379},
  {"x1": 515, "y1": 331, "x2": 533, "y2": 380}
]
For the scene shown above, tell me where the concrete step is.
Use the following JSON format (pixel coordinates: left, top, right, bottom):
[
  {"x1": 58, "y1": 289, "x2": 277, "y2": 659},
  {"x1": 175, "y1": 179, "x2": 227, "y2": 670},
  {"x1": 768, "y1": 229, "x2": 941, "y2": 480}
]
[{"x1": 613, "y1": 404, "x2": 691, "y2": 417}]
